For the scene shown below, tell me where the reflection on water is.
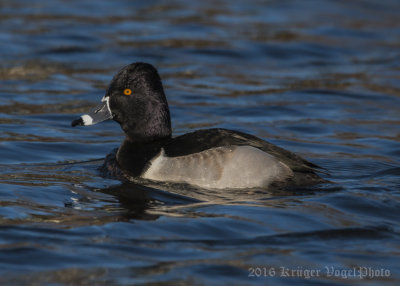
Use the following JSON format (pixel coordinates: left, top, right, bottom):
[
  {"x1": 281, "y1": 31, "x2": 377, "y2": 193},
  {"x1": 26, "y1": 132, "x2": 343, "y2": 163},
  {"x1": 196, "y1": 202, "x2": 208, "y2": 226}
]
[{"x1": 1, "y1": 0, "x2": 400, "y2": 284}]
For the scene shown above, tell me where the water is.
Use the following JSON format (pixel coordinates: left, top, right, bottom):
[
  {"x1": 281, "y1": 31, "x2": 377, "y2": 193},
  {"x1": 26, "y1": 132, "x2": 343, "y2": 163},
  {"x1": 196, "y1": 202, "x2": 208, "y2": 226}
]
[{"x1": 1, "y1": 0, "x2": 399, "y2": 285}]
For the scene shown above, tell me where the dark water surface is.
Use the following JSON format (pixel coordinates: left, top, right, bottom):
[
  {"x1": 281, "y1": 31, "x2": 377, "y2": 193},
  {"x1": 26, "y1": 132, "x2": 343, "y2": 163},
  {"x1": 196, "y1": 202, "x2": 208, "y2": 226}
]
[{"x1": 1, "y1": 0, "x2": 400, "y2": 285}]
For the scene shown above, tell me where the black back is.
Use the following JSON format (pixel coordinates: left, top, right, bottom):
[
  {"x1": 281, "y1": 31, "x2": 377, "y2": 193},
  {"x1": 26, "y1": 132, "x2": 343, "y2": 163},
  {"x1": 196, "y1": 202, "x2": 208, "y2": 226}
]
[{"x1": 116, "y1": 128, "x2": 322, "y2": 178}]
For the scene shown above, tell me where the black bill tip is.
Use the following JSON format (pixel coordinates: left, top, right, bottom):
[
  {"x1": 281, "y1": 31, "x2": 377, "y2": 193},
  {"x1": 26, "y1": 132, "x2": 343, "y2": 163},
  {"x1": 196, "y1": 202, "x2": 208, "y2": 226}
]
[{"x1": 71, "y1": 117, "x2": 83, "y2": 127}]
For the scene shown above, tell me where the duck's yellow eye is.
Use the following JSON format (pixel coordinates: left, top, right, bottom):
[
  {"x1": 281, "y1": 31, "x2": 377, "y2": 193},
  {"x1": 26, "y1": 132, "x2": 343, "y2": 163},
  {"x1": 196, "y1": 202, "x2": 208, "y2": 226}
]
[{"x1": 123, "y1": 88, "x2": 132, "y2": 95}]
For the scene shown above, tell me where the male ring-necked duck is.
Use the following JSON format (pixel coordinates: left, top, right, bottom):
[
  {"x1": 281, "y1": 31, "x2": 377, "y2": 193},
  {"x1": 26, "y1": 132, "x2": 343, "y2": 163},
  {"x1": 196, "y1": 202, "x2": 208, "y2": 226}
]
[{"x1": 72, "y1": 62, "x2": 326, "y2": 189}]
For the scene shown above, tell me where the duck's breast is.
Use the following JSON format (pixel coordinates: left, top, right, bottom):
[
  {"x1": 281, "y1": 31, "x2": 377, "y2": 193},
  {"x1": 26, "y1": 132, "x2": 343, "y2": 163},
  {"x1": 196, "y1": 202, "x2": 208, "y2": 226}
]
[{"x1": 142, "y1": 145, "x2": 293, "y2": 189}]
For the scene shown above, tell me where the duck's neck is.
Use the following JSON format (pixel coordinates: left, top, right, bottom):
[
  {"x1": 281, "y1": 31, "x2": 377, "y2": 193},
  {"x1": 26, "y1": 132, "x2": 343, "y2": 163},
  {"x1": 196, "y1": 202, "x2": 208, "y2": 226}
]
[{"x1": 116, "y1": 136, "x2": 171, "y2": 177}]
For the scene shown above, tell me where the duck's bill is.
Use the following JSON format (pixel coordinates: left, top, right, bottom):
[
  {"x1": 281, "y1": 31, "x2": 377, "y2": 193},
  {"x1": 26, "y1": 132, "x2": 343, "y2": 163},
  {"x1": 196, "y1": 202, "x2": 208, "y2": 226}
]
[{"x1": 71, "y1": 97, "x2": 112, "y2": 127}]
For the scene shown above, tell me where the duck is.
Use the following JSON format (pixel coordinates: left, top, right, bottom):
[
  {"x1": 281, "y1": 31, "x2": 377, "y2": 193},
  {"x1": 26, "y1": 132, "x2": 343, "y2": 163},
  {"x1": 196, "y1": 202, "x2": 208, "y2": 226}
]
[{"x1": 72, "y1": 62, "x2": 326, "y2": 190}]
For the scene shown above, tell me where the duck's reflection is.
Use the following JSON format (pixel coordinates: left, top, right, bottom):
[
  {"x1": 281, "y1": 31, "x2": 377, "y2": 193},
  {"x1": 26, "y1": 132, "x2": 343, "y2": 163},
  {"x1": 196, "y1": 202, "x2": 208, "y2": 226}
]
[{"x1": 88, "y1": 181, "x2": 202, "y2": 221}]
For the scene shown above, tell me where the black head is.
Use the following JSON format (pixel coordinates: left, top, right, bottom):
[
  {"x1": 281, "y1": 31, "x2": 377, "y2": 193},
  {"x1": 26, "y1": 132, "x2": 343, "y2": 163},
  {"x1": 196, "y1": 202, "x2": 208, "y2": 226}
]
[{"x1": 72, "y1": 62, "x2": 172, "y2": 142}]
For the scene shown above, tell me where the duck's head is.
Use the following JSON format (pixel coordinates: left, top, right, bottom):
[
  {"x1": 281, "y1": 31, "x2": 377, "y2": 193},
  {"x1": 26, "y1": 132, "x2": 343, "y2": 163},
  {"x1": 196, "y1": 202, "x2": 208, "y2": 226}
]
[{"x1": 72, "y1": 63, "x2": 172, "y2": 142}]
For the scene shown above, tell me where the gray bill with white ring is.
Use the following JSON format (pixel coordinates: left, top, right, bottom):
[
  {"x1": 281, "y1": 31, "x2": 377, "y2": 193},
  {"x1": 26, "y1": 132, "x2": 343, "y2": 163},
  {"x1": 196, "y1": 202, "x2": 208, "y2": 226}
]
[{"x1": 71, "y1": 96, "x2": 113, "y2": 127}]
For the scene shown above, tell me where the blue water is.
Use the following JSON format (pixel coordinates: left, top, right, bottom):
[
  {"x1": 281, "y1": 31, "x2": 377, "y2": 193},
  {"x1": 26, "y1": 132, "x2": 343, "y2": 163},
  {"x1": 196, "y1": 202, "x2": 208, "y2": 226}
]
[{"x1": 1, "y1": 0, "x2": 399, "y2": 285}]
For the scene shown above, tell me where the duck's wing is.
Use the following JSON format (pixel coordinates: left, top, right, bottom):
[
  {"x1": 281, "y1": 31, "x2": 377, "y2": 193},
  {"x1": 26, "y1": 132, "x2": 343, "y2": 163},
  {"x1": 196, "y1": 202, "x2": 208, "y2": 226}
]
[
  {"x1": 227, "y1": 129, "x2": 325, "y2": 174},
  {"x1": 164, "y1": 128, "x2": 324, "y2": 174}
]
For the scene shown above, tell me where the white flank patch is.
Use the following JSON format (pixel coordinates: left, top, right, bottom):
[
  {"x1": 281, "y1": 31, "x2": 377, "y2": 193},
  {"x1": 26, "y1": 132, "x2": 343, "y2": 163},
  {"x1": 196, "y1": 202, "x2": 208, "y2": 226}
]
[
  {"x1": 142, "y1": 146, "x2": 294, "y2": 189},
  {"x1": 81, "y1": 114, "x2": 94, "y2": 126}
]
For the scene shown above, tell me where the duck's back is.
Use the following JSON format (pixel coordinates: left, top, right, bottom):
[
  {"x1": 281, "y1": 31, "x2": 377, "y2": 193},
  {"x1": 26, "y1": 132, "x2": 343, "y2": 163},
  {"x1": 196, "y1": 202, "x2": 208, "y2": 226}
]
[
  {"x1": 133, "y1": 128, "x2": 324, "y2": 189},
  {"x1": 162, "y1": 128, "x2": 319, "y2": 172}
]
